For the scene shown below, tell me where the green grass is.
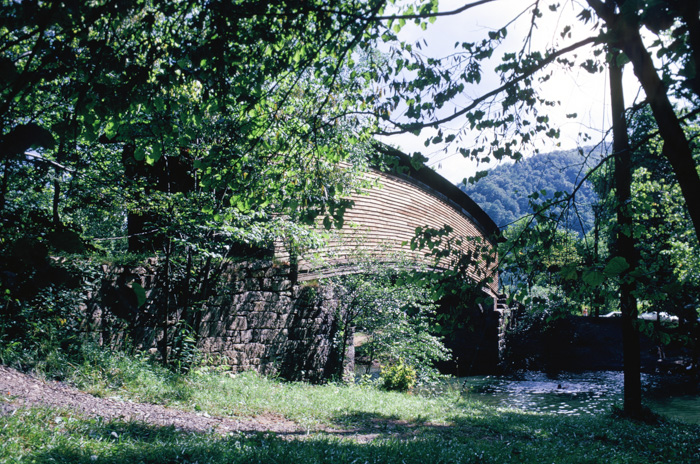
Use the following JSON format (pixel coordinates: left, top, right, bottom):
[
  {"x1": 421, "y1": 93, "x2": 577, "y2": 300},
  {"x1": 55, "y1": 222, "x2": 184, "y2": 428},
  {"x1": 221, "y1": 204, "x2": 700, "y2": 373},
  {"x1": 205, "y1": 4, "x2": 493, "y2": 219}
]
[
  {"x1": 2, "y1": 403, "x2": 700, "y2": 463},
  {"x1": 62, "y1": 346, "x2": 466, "y2": 429},
  {"x1": 3, "y1": 349, "x2": 700, "y2": 463}
]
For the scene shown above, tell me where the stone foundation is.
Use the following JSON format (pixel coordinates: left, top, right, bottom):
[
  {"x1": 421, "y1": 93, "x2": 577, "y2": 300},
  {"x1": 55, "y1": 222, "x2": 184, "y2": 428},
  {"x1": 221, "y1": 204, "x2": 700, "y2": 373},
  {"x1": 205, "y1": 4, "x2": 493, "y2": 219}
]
[{"x1": 80, "y1": 259, "x2": 345, "y2": 382}]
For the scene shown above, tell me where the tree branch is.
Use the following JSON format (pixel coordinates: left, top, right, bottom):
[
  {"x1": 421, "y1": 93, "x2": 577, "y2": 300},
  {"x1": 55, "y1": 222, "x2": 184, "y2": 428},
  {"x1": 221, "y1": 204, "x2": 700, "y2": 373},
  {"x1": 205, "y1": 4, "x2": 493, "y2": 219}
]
[
  {"x1": 379, "y1": 35, "x2": 600, "y2": 135},
  {"x1": 320, "y1": 0, "x2": 499, "y2": 22},
  {"x1": 24, "y1": 152, "x2": 76, "y2": 174}
]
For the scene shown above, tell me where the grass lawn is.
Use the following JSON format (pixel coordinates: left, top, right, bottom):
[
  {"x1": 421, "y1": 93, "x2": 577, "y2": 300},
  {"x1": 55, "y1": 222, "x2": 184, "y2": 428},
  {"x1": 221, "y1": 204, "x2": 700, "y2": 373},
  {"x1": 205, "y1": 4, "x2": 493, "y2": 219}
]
[{"x1": 1, "y1": 350, "x2": 699, "y2": 463}]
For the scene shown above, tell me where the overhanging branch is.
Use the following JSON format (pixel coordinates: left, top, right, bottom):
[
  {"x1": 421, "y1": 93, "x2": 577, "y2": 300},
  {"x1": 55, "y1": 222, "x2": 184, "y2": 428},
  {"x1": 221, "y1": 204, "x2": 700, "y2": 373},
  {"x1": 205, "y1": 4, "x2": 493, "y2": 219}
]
[{"x1": 379, "y1": 35, "x2": 601, "y2": 136}]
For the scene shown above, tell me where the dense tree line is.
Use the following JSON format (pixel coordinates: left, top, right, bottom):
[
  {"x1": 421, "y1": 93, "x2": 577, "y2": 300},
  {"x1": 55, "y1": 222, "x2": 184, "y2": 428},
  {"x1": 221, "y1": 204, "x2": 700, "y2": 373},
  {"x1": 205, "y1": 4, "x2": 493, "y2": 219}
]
[{"x1": 460, "y1": 148, "x2": 601, "y2": 235}]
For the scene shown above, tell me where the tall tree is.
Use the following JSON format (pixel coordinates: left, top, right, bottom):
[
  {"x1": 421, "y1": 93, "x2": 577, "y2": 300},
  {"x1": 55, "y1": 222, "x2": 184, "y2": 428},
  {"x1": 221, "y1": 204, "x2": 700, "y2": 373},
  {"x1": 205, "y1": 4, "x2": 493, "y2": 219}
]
[
  {"x1": 365, "y1": 0, "x2": 699, "y2": 418},
  {"x1": 609, "y1": 49, "x2": 642, "y2": 417}
]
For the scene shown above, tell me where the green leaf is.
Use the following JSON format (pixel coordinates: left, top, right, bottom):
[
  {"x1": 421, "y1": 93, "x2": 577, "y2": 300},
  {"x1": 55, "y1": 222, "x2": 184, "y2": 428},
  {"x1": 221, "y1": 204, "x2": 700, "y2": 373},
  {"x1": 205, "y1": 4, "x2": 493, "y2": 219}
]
[
  {"x1": 615, "y1": 53, "x2": 630, "y2": 67},
  {"x1": 560, "y1": 264, "x2": 578, "y2": 281},
  {"x1": 603, "y1": 257, "x2": 629, "y2": 276},
  {"x1": 467, "y1": 170, "x2": 488, "y2": 184},
  {"x1": 146, "y1": 145, "x2": 162, "y2": 164},
  {"x1": 582, "y1": 269, "x2": 605, "y2": 287},
  {"x1": 104, "y1": 121, "x2": 118, "y2": 139},
  {"x1": 130, "y1": 282, "x2": 147, "y2": 308}
]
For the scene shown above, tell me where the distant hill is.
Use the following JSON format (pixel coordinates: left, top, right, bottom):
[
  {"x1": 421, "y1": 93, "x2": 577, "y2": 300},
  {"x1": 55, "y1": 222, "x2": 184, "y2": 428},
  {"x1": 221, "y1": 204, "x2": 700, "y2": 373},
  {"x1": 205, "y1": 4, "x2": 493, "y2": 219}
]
[{"x1": 459, "y1": 148, "x2": 602, "y2": 235}]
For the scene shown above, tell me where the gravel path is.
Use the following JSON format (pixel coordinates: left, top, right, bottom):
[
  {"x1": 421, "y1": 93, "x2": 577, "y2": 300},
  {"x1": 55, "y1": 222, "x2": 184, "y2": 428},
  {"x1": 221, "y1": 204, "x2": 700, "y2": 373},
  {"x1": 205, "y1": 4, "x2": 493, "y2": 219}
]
[{"x1": 0, "y1": 365, "x2": 306, "y2": 437}]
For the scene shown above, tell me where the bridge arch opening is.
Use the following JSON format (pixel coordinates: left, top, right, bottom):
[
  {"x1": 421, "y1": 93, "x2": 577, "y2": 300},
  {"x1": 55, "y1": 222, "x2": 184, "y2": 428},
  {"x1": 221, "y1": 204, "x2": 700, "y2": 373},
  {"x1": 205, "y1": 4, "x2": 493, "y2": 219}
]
[{"x1": 277, "y1": 146, "x2": 505, "y2": 376}]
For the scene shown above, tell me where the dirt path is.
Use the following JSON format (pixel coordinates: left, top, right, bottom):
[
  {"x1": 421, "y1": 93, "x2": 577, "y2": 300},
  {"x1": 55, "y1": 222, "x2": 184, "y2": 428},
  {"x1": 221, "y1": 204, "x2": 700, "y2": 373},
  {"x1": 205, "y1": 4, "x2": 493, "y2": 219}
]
[{"x1": 0, "y1": 365, "x2": 307, "y2": 437}]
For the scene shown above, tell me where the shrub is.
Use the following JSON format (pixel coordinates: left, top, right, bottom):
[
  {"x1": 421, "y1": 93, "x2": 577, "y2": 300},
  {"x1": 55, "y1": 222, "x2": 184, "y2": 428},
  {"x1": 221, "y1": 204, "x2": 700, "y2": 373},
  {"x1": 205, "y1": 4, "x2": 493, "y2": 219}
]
[
  {"x1": 326, "y1": 255, "x2": 450, "y2": 383},
  {"x1": 380, "y1": 361, "x2": 417, "y2": 392}
]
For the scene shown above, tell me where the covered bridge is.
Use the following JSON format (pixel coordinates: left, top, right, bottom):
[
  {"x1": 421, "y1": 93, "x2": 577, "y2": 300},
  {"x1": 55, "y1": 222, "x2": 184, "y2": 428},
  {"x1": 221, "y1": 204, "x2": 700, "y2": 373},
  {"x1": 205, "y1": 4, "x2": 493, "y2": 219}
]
[
  {"x1": 88, "y1": 147, "x2": 503, "y2": 380},
  {"x1": 199, "y1": 146, "x2": 504, "y2": 378},
  {"x1": 292, "y1": 146, "x2": 500, "y2": 297}
]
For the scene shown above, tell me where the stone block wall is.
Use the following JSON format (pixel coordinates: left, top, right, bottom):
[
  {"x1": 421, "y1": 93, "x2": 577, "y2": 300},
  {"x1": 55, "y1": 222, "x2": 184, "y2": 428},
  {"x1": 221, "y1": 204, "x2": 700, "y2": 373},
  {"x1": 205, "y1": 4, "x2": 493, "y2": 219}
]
[
  {"x1": 197, "y1": 263, "x2": 343, "y2": 381},
  {"x1": 81, "y1": 259, "x2": 345, "y2": 383}
]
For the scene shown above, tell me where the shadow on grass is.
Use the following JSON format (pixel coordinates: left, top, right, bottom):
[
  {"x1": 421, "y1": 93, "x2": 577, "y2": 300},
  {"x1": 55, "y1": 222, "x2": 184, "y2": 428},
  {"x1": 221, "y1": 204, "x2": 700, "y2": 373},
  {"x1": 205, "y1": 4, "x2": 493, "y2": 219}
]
[
  {"x1": 323, "y1": 406, "x2": 700, "y2": 462},
  {"x1": 326, "y1": 407, "x2": 547, "y2": 442},
  {"x1": 21, "y1": 415, "x2": 498, "y2": 464},
  {"x1": 327, "y1": 410, "x2": 438, "y2": 440},
  {"x1": 9, "y1": 407, "x2": 700, "y2": 464}
]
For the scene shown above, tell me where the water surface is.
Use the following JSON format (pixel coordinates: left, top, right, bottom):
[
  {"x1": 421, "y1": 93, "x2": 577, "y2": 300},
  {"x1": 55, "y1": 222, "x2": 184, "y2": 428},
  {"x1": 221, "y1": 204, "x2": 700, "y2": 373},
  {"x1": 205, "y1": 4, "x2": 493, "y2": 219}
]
[{"x1": 460, "y1": 371, "x2": 700, "y2": 424}]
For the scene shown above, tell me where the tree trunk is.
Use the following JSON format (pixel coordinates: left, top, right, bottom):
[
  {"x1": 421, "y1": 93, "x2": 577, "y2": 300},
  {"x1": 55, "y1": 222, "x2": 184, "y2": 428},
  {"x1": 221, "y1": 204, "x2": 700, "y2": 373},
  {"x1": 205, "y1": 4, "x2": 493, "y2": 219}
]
[
  {"x1": 52, "y1": 177, "x2": 61, "y2": 227},
  {"x1": 587, "y1": 0, "x2": 700, "y2": 246},
  {"x1": 160, "y1": 237, "x2": 172, "y2": 366},
  {"x1": 618, "y1": 23, "x2": 700, "y2": 244},
  {"x1": 0, "y1": 159, "x2": 10, "y2": 211},
  {"x1": 609, "y1": 52, "x2": 642, "y2": 418},
  {"x1": 593, "y1": 204, "x2": 601, "y2": 317}
]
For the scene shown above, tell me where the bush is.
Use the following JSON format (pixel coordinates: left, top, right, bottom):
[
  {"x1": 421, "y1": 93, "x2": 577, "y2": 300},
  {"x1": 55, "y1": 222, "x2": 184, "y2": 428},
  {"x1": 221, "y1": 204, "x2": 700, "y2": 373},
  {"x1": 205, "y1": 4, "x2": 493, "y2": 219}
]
[
  {"x1": 326, "y1": 256, "x2": 450, "y2": 383},
  {"x1": 380, "y1": 361, "x2": 417, "y2": 392}
]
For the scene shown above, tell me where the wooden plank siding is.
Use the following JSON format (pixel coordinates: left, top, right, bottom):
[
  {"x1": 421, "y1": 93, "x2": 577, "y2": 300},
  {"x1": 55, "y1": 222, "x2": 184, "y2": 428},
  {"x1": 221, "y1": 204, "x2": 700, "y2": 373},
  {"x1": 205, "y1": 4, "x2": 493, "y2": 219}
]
[{"x1": 276, "y1": 148, "x2": 501, "y2": 296}]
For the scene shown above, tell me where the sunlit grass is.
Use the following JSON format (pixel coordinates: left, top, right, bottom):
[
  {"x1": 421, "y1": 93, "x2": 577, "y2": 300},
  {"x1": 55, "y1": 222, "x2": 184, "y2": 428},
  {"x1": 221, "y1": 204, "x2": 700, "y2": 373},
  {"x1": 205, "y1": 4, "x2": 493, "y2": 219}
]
[
  {"x1": 67, "y1": 347, "x2": 475, "y2": 429},
  {"x1": 2, "y1": 403, "x2": 700, "y2": 464},
  {"x1": 5, "y1": 348, "x2": 699, "y2": 463}
]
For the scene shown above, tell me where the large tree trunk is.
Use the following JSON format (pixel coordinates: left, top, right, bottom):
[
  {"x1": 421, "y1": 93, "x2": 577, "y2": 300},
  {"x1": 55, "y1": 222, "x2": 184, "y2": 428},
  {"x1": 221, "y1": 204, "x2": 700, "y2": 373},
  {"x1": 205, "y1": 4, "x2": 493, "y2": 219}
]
[
  {"x1": 618, "y1": 24, "x2": 700, "y2": 243},
  {"x1": 588, "y1": 0, "x2": 700, "y2": 245},
  {"x1": 609, "y1": 51, "x2": 642, "y2": 418}
]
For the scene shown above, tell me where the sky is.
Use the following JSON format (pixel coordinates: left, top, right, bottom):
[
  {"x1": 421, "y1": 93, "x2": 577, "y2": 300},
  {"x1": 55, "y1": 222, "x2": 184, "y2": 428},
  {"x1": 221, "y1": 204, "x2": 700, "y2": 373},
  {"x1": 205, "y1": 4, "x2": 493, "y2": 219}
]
[{"x1": 377, "y1": 0, "x2": 644, "y2": 183}]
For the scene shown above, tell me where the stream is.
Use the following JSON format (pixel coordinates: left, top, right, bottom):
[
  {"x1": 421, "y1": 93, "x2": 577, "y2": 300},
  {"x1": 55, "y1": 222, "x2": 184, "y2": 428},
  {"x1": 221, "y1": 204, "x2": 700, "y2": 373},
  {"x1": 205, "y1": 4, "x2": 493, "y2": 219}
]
[{"x1": 460, "y1": 371, "x2": 700, "y2": 424}]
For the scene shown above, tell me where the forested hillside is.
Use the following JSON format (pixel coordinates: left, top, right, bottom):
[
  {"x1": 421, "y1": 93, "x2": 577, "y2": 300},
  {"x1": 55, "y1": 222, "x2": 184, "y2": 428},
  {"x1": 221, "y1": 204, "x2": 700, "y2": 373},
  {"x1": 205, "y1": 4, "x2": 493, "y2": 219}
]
[{"x1": 460, "y1": 148, "x2": 602, "y2": 235}]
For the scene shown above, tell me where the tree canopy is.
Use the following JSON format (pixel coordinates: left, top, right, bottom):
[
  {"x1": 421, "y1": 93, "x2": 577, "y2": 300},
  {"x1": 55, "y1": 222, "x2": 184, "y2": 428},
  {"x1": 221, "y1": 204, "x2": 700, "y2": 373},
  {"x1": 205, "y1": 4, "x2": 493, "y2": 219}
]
[
  {"x1": 1, "y1": 0, "x2": 393, "y2": 257},
  {"x1": 460, "y1": 147, "x2": 601, "y2": 234},
  {"x1": 3, "y1": 0, "x2": 700, "y2": 418}
]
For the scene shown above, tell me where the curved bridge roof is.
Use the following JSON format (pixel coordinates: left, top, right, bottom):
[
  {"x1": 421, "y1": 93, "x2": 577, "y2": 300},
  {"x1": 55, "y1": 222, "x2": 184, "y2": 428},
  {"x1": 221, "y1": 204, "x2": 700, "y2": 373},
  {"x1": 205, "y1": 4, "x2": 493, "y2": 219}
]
[
  {"x1": 375, "y1": 145, "x2": 500, "y2": 244},
  {"x1": 284, "y1": 146, "x2": 501, "y2": 295}
]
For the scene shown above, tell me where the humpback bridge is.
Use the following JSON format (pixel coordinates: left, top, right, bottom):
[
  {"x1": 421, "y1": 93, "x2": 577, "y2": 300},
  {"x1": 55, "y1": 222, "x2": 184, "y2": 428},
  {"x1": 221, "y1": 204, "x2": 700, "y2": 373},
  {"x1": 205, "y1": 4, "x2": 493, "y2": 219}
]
[
  {"x1": 291, "y1": 147, "x2": 501, "y2": 298},
  {"x1": 82, "y1": 149, "x2": 504, "y2": 379}
]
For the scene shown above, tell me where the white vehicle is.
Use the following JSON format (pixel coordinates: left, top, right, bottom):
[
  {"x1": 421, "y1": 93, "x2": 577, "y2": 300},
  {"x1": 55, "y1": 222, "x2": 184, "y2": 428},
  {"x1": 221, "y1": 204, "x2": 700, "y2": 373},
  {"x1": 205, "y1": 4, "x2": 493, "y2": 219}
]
[{"x1": 638, "y1": 311, "x2": 679, "y2": 323}]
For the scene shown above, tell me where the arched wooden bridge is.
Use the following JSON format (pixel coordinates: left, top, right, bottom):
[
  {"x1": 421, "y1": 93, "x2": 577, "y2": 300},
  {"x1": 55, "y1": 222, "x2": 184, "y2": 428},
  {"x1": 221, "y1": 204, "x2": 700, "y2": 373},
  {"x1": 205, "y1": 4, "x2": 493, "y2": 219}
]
[{"x1": 289, "y1": 146, "x2": 501, "y2": 298}]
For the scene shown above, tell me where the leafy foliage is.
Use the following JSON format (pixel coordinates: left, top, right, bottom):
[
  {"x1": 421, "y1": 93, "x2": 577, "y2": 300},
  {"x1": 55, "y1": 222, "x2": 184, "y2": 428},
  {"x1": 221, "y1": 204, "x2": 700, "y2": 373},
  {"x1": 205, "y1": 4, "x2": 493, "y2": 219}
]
[
  {"x1": 380, "y1": 360, "x2": 417, "y2": 392},
  {"x1": 460, "y1": 148, "x2": 602, "y2": 235},
  {"x1": 1, "y1": 0, "x2": 397, "y2": 258},
  {"x1": 0, "y1": 0, "x2": 392, "y2": 369},
  {"x1": 498, "y1": 110, "x2": 700, "y2": 338},
  {"x1": 325, "y1": 254, "x2": 450, "y2": 382},
  {"x1": 0, "y1": 257, "x2": 101, "y2": 375}
]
